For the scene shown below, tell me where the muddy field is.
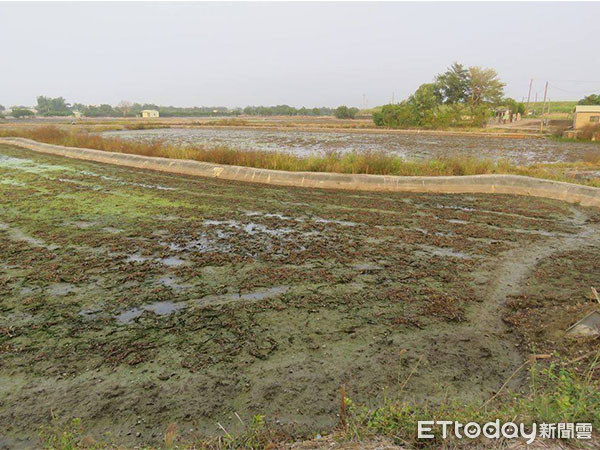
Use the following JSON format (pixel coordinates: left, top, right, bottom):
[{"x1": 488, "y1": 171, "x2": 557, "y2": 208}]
[
  {"x1": 1, "y1": 144, "x2": 600, "y2": 448},
  {"x1": 103, "y1": 127, "x2": 599, "y2": 164}
]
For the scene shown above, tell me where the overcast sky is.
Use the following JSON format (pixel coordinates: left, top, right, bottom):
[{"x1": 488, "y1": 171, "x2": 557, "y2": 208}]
[{"x1": 2, "y1": 2, "x2": 599, "y2": 108}]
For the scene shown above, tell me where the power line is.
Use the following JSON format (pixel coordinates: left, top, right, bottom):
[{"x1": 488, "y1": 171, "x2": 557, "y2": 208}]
[
  {"x1": 548, "y1": 83, "x2": 600, "y2": 95},
  {"x1": 546, "y1": 79, "x2": 600, "y2": 84}
]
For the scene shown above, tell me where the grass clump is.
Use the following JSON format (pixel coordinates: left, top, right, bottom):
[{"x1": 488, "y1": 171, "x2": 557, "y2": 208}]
[{"x1": 343, "y1": 362, "x2": 600, "y2": 448}]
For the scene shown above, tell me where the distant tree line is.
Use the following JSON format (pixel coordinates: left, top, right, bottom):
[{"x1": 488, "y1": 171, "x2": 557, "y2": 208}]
[
  {"x1": 72, "y1": 103, "x2": 240, "y2": 118},
  {"x1": 242, "y1": 105, "x2": 335, "y2": 116},
  {"x1": 373, "y1": 63, "x2": 522, "y2": 129},
  {"x1": 2, "y1": 97, "x2": 345, "y2": 118}
]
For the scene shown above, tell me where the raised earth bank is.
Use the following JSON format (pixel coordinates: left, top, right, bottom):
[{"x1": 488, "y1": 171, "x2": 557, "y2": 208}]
[{"x1": 2, "y1": 137, "x2": 600, "y2": 207}]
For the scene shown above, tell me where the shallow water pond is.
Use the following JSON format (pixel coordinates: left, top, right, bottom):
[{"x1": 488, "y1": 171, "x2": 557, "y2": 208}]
[{"x1": 103, "y1": 127, "x2": 598, "y2": 164}]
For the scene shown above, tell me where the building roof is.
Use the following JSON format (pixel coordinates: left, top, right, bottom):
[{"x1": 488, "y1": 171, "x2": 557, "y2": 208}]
[{"x1": 575, "y1": 105, "x2": 600, "y2": 113}]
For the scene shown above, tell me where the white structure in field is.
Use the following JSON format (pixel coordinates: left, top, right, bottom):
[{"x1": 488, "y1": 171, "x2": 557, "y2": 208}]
[{"x1": 141, "y1": 109, "x2": 159, "y2": 118}]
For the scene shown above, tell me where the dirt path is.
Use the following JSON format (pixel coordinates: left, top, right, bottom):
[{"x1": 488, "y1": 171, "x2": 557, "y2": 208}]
[
  {"x1": 481, "y1": 206, "x2": 596, "y2": 321},
  {"x1": 397, "y1": 206, "x2": 600, "y2": 401}
]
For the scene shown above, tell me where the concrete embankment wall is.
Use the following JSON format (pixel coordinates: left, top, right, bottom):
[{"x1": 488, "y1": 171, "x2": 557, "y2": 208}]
[{"x1": 2, "y1": 137, "x2": 600, "y2": 208}]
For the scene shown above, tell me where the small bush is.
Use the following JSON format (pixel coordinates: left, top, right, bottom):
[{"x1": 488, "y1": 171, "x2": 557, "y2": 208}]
[
  {"x1": 334, "y1": 106, "x2": 359, "y2": 120},
  {"x1": 10, "y1": 108, "x2": 35, "y2": 118},
  {"x1": 579, "y1": 124, "x2": 600, "y2": 141}
]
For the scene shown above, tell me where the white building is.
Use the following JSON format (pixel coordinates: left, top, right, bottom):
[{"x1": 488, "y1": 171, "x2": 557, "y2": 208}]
[{"x1": 141, "y1": 109, "x2": 159, "y2": 118}]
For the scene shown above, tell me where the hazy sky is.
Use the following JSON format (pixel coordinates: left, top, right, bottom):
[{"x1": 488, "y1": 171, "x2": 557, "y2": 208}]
[{"x1": 2, "y1": 2, "x2": 600, "y2": 108}]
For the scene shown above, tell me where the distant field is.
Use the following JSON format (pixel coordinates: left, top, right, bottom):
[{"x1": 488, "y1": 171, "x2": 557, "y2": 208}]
[{"x1": 528, "y1": 100, "x2": 577, "y2": 118}]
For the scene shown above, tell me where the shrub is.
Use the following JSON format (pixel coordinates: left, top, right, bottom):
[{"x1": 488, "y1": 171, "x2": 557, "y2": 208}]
[
  {"x1": 10, "y1": 108, "x2": 35, "y2": 118},
  {"x1": 334, "y1": 106, "x2": 359, "y2": 119},
  {"x1": 578, "y1": 124, "x2": 600, "y2": 141}
]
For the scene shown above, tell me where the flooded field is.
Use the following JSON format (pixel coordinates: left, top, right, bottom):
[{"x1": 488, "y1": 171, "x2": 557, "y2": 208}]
[
  {"x1": 103, "y1": 127, "x2": 599, "y2": 164},
  {"x1": 1, "y1": 144, "x2": 600, "y2": 447}
]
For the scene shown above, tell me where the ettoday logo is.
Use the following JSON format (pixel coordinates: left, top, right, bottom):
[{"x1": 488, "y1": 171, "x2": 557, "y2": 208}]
[{"x1": 418, "y1": 420, "x2": 592, "y2": 444}]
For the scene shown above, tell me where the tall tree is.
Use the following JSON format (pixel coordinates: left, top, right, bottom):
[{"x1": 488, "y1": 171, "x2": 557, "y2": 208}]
[
  {"x1": 117, "y1": 100, "x2": 133, "y2": 117},
  {"x1": 435, "y1": 62, "x2": 470, "y2": 104},
  {"x1": 36, "y1": 96, "x2": 71, "y2": 116},
  {"x1": 468, "y1": 67, "x2": 505, "y2": 106}
]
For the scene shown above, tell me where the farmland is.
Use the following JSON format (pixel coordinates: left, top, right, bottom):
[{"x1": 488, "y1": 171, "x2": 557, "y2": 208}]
[{"x1": 1, "y1": 143, "x2": 600, "y2": 447}]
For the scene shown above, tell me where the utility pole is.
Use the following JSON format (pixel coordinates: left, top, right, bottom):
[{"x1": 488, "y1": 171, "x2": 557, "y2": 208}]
[
  {"x1": 540, "y1": 81, "x2": 548, "y2": 132},
  {"x1": 526, "y1": 78, "x2": 533, "y2": 114},
  {"x1": 392, "y1": 92, "x2": 395, "y2": 104}
]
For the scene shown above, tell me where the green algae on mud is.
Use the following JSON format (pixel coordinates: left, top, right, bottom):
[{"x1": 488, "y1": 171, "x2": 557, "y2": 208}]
[{"x1": 1, "y1": 143, "x2": 599, "y2": 448}]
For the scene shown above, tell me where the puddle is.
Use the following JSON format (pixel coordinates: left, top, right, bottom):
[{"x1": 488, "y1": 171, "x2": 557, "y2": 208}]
[
  {"x1": 315, "y1": 218, "x2": 358, "y2": 227},
  {"x1": 102, "y1": 227, "x2": 122, "y2": 234},
  {"x1": 126, "y1": 253, "x2": 151, "y2": 263},
  {"x1": 352, "y1": 262, "x2": 383, "y2": 273},
  {"x1": 48, "y1": 283, "x2": 77, "y2": 296},
  {"x1": 435, "y1": 204, "x2": 477, "y2": 212},
  {"x1": 196, "y1": 285, "x2": 290, "y2": 307},
  {"x1": 0, "y1": 178, "x2": 26, "y2": 186},
  {"x1": 244, "y1": 210, "x2": 297, "y2": 221},
  {"x1": 448, "y1": 219, "x2": 470, "y2": 225},
  {"x1": 71, "y1": 221, "x2": 96, "y2": 229},
  {"x1": 0, "y1": 154, "x2": 73, "y2": 174},
  {"x1": 243, "y1": 223, "x2": 294, "y2": 236},
  {"x1": 78, "y1": 170, "x2": 176, "y2": 191},
  {"x1": 157, "y1": 275, "x2": 188, "y2": 290},
  {"x1": 203, "y1": 219, "x2": 295, "y2": 238},
  {"x1": 0, "y1": 222, "x2": 59, "y2": 250},
  {"x1": 125, "y1": 253, "x2": 187, "y2": 266},
  {"x1": 164, "y1": 235, "x2": 231, "y2": 253},
  {"x1": 511, "y1": 228, "x2": 556, "y2": 237},
  {"x1": 160, "y1": 256, "x2": 187, "y2": 267},
  {"x1": 116, "y1": 301, "x2": 187, "y2": 324}
]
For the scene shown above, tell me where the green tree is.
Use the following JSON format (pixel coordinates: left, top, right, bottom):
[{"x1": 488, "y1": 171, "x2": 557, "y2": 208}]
[
  {"x1": 435, "y1": 62, "x2": 470, "y2": 104},
  {"x1": 468, "y1": 67, "x2": 505, "y2": 107},
  {"x1": 408, "y1": 83, "x2": 440, "y2": 117},
  {"x1": 36, "y1": 96, "x2": 72, "y2": 116},
  {"x1": 83, "y1": 104, "x2": 117, "y2": 117},
  {"x1": 11, "y1": 108, "x2": 35, "y2": 118},
  {"x1": 502, "y1": 98, "x2": 525, "y2": 115},
  {"x1": 578, "y1": 94, "x2": 600, "y2": 105},
  {"x1": 334, "y1": 105, "x2": 359, "y2": 119}
]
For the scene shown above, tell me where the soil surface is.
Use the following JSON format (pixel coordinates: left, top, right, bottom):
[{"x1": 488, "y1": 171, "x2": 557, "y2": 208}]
[
  {"x1": 102, "y1": 127, "x2": 599, "y2": 164},
  {"x1": 1, "y1": 144, "x2": 600, "y2": 448}
]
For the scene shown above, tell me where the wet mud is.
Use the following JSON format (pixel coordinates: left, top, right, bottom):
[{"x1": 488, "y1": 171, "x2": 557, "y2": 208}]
[{"x1": 1, "y1": 144, "x2": 599, "y2": 447}]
